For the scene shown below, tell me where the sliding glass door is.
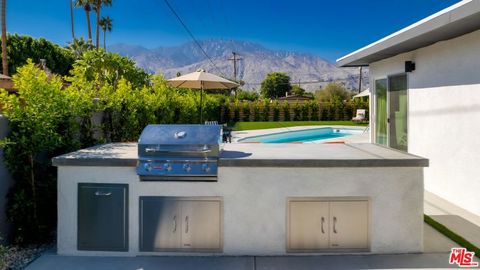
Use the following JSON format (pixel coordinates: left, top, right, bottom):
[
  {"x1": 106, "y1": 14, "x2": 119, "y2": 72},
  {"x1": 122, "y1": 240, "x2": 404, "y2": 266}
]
[
  {"x1": 388, "y1": 75, "x2": 408, "y2": 151},
  {"x1": 375, "y1": 79, "x2": 387, "y2": 145},
  {"x1": 374, "y1": 75, "x2": 408, "y2": 151}
]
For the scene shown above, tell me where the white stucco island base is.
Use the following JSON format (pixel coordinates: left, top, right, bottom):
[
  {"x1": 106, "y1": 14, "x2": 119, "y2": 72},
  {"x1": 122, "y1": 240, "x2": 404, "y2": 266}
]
[{"x1": 54, "y1": 143, "x2": 427, "y2": 256}]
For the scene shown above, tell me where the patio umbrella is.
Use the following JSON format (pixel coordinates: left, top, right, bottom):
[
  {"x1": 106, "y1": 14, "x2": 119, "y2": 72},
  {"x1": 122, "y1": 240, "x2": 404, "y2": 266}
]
[
  {"x1": 353, "y1": 88, "x2": 370, "y2": 99},
  {"x1": 167, "y1": 69, "x2": 239, "y2": 123}
]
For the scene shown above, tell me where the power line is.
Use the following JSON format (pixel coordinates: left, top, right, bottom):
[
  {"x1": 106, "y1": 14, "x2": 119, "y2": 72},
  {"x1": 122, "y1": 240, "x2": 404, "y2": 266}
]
[
  {"x1": 244, "y1": 78, "x2": 350, "y2": 86},
  {"x1": 163, "y1": 0, "x2": 225, "y2": 76}
]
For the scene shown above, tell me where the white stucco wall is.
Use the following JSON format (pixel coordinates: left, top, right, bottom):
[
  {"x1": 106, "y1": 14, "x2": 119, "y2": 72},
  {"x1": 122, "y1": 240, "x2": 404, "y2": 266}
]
[
  {"x1": 57, "y1": 165, "x2": 424, "y2": 256},
  {"x1": 369, "y1": 29, "x2": 480, "y2": 217}
]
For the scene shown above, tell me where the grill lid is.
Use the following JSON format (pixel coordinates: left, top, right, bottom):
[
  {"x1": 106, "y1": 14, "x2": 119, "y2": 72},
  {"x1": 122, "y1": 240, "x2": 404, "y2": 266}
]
[{"x1": 138, "y1": 124, "x2": 222, "y2": 146}]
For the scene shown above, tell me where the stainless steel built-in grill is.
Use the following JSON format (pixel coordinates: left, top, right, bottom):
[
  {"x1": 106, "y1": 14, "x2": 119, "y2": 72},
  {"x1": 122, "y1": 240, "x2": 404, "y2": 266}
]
[{"x1": 137, "y1": 124, "x2": 222, "y2": 181}]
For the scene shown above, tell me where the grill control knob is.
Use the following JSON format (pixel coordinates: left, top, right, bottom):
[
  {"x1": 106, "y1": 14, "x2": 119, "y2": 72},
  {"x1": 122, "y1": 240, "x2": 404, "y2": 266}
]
[
  {"x1": 163, "y1": 163, "x2": 173, "y2": 172},
  {"x1": 143, "y1": 163, "x2": 152, "y2": 172},
  {"x1": 183, "y1": 163, "x2": 191, "y2": 172},
  {"x1": 201, "y1": 164, "x2": 211, "y2": 173}
]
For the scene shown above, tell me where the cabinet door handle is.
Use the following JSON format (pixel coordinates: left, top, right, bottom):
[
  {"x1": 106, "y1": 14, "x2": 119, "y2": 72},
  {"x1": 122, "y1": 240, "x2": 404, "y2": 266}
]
[
  {"x1": 321, "y1": 217, "x2": 325, "y2": 234},
  {"x1": 185, "y1": 216, "x2": 189, "y2": 233},
  {"x1": 173, "y1": 215, "x2": 177, "y2": 233},
  {"x1": 94, "y1": 191, "x2": 111, "y2": 196},
  {"x1": 333, "y1": 216, "x2": 337, "y2": 234}
]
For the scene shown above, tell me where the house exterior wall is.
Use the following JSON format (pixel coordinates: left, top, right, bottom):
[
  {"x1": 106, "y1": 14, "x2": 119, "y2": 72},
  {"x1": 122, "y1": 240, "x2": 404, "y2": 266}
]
[
  {"x1": 57, "y1": 165, "x2": 424, "y2": 256},
  {"x1": 0, "y1": 115, "x2": 12, "y2": 242},
  {"x1": 369, "y1": 29, "x2": 480, "y2": 217}
]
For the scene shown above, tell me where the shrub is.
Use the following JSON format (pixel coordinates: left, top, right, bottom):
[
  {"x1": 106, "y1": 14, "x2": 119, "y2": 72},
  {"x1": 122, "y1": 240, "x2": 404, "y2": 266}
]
[
  {"x1": 272, "y1": 100, "x2": 280, "y2": 121},
  {"x1": 2, "y1": 34, "x2": 75, "y2": 76},
  {"x1": 310, "y1": 101, "x2": 319, "y2": 121},
  {"x1": 233, "y1": 101, "x2": 240, "y2": 122},
  {"x1": 252, "y1": 101, "x2": 261, "y2": 122},
  {"x1": 292, "y1": 102, "x2": 302, "y2": 121},
  {"x1": 242, "y1": 102, "x2": 251, "y2": 122},
  {"x1": 282, "y1": 102, "x2": 290, "y2": 121},
  {"x1": 301, "y1": 103, "x2": 309, "y2": 121},
  {"x1": 261, "y1": 99, "x2": 270, "y2": 121},
  {"x1": 0, "y1": 61, "x2": 88, "y2": 244},
  {"x1": 222, "y1": 102, "x2": 231, "y2": 123}
]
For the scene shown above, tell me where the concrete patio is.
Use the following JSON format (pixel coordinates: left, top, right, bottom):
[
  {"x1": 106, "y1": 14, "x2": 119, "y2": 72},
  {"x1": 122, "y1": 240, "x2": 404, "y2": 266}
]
[
  {"x1": 25, "y1": 223, "x2": 476, "y2": 270},
  {"x1": 23, "y1": 253, "x2": 470, "y2": 270}
]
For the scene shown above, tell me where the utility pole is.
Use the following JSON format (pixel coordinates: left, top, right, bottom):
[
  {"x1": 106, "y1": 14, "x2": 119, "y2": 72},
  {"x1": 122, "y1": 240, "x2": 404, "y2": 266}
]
[
  {"x1": 358, "y1": 66, "x2": 363, "y2": 93},
  {"x1": 228, "y1": 52, "x2": 243, "y2": 82},
  {"x1": 228, "y1": 51, "x2": 243, "y2": 98}
]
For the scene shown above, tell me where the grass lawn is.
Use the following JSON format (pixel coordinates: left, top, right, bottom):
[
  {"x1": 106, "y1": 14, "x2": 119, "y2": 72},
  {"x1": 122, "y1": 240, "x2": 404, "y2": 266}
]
[{"x1": 233, "y1": 121, "x2": 369, "y2": 131}]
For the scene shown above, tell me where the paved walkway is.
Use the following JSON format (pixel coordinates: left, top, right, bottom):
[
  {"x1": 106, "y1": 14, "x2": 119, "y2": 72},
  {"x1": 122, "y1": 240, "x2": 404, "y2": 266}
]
[
  {"x1": 25, "y1": 223, "x2": 472, "y2": 270},
  {"x1": 25, "y1": 252, "x2": 474, "y2": 270},
  {"x1": 425, "y1": 191, "x2": 480, "y2": 248}
]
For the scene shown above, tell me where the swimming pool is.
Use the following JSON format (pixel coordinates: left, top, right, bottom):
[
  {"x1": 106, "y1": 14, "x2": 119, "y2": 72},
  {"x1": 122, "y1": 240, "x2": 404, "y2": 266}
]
[{"x1": 238, "y1": 127, "x2": 363, "y2": 143}]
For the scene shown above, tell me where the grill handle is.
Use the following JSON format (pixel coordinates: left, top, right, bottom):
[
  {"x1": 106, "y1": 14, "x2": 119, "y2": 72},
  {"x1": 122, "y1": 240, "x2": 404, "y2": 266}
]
[{"x1": 144, "y1": 148, "x2": 212, "y2": 154}]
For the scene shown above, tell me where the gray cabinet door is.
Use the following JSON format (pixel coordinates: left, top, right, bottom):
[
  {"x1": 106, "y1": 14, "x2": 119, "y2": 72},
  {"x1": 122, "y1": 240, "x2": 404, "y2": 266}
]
[
  {"x1": 78, "y1": 184, "x2": 128, "y2": 251},
  {"x1": 181, "y1": 200, "x2": 222, "y2": 250},
  {"x1": 288, "y1": 201, "x2": 329, "y2": 251},
  {"x1": 139, "y1": 197, "x2": 181, "y2": 251},
  {"x1": 329, "y1": 201, "x2": 369, "y2": 249}
]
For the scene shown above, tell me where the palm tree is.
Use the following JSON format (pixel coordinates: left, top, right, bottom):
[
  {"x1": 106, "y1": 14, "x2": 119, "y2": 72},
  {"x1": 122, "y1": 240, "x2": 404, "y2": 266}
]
[
  {"x1": 1, "y1": 0, "x2": 7, "y2": 76},
  {"x1": 99, "y1": 16, "x2": 112, "y2": 50},
  {"x1": 75, "y1": 0, "x2": 93, "y2": 41},
  {"x1": 68, "y1": 37, "x2": 93, "y2": 58},
  {"x1": 70, "y1": 0, "x2": 75, "y2": 40},
  {"x1": 94, "y1": 0, "x2": 111, "y2": 49}
]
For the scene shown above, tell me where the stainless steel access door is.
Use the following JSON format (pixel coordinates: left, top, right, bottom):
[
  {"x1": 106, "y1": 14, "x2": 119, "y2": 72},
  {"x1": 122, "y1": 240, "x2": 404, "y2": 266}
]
[
  {"x1": 181, "y1": 200, "x2": 222, "y2": 250},
  {"x1": 139, "y1": 197, "x2": 222, "y2": 252},
  {"x1": 78, "y1": 183, "x2": 128, "y2": 251},
  {"x1": 329, "y1": 201, "x2": 369, "y2": 249},
  {"x1": 140, "y1": 197, "x2": 181, "y2": 251},
  {"x1": 288, "y1": 201, "x2": 330, "y2": 250}
]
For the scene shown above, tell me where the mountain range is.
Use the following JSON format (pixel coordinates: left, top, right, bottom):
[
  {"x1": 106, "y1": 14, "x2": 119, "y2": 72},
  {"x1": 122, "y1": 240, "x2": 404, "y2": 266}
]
[{"x1": 108, "y1": 39, "x2": 368, "y2": 92}]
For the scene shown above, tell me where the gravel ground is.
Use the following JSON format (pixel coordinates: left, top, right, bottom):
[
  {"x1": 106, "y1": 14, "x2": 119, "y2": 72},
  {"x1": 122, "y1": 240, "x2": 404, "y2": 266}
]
[{"x1": 0, "y1": 244, "x2": 52, "y2": 270}]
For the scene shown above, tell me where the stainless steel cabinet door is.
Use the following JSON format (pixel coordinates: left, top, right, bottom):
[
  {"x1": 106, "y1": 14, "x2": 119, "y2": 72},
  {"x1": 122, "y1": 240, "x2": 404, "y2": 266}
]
[
  {"x1": 288, "y1": 201, "x2": 329, "y2": 251},
  {"x1": 139, "y1": 197, "x2": 181, "y2": 251},
  {"x1": 329, "y1": 201, "x2": 369, "y2": 249},
  {"x1": 78, "y1": 184, "x2": 128, "y2": 251},
  {"x1": 181, "y1": 200, "x2": 222, "y2": 250}
]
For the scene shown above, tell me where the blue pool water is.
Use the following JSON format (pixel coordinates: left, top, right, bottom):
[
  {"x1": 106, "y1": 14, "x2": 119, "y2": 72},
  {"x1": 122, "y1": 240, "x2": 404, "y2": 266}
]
[{"x1": 239, "y1": 127, "x2": 362, "y2": 143}]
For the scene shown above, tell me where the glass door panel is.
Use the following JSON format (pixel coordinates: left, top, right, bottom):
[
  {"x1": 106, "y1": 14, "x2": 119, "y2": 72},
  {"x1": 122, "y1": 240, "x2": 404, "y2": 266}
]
[
  {"x1": 375, "y1": 79, "x2": 388, "y2": 146},
  {"x1": 388, "y1": 75, "x2": 408, "y2": 151}
]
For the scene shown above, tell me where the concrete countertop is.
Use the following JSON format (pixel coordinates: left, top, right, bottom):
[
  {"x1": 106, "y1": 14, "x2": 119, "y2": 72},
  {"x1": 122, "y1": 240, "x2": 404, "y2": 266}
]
[{"x1": 52, "y1": 142, "x2": 428, "y2": 168}]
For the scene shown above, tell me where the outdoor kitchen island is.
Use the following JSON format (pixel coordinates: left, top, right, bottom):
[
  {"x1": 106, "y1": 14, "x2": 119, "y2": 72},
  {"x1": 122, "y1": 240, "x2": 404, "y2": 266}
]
[{"x1": 53, "y1": 141, "x2": 428, "y2": 256}]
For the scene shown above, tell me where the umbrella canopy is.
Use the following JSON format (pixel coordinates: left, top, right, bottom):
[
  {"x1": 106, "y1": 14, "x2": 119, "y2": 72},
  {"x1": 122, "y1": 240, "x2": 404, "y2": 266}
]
[
  {"x1": 353, "y1": 88, "x2": 370, "y2": 99},
  {"x1": 166, "y1": 69, "x2": 239, "y2": 123},
  {"x1": 167, "y1": 69, "x2": 239, "y2": 89}
]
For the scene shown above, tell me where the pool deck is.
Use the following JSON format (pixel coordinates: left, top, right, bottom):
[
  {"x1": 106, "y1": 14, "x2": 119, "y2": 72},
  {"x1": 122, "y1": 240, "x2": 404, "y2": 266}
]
[{"x1": 232, "y1": 125, "x2": 370, "y2": 144}]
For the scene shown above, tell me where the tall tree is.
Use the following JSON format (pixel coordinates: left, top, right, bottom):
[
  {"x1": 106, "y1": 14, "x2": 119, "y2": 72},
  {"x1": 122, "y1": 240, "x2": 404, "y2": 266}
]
[
  {"x1": 75, "y1": 0, "x2": 93, "y2": 41},
  {"x1": 315, "y1": 82, "x2": 353, "y2": 102},
  {"x1": 99, "y1": 16, "x2": 112, "y2": 50},
  {"x1": 94, "y1": 0, "x2": 111, "y2": 49},
  {"x1": 1, "y1": 0, "x2": 7, "y2": 76},
  {"x1": 70, "y1": 0, "x2": 75, "y2": 40},
  {"x1": 260, "y1": 72, "x2": 292, "y2": 98}
]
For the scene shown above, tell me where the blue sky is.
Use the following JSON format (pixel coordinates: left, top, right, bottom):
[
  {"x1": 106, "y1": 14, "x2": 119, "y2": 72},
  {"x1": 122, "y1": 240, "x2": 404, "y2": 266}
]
[{"x1": 9, "y1": 0, "x2": 459, "y2": 62}]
